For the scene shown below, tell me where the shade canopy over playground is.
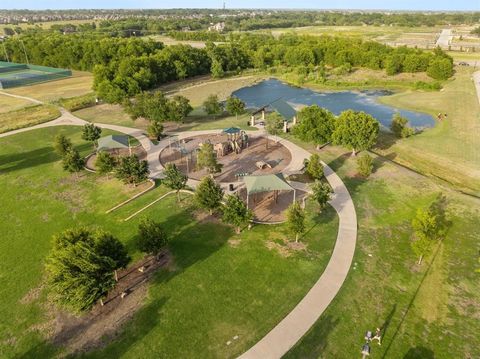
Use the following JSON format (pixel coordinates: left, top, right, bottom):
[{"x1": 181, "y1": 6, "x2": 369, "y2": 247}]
[
  {"x1": 243, "y1": 173, "x2": 293, "y2": 194},
  {"x1": 243, "y1": 173, "x2": 296, "y2": 209},
  {"x1": 222, "y1": 127, "x2": 242, "y2": 134},
  {"x1": 97, "y1": 135, "x2": 129, "y2": 151}
]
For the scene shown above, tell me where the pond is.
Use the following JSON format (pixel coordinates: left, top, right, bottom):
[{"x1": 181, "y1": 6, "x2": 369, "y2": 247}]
[{"x1": 232, "y1": 79, "x2": 435, "y2": 129}]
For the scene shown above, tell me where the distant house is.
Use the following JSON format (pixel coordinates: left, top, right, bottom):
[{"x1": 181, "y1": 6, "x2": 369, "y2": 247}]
[{"x1": 208, "y1": 22, "x2": 225, "y2": 32}]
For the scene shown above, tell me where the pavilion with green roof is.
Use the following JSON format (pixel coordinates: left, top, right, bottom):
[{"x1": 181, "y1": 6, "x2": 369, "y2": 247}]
[
  {"x1": 97, "y1": 135, "x2": 130, "y2": 153},
  {"x1": 243, "y1": 173, "x2": 296, "y2": 208}
]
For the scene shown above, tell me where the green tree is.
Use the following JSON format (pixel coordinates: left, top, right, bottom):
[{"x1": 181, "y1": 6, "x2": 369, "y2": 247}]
[
  {"x1": 357, "y1": 153, "x2": 374, "y2": 177},
  {"x1": 163, "y1": 163, "x2": 187, "y2": 201},
  {"x1": 390, "y1": 113, "x2": 414, "y2": 138},
  {"x1": 170, "y1": 95, "x2": 193, "y2": 122},
  {"x1": 411, "y1": 194, "x2": 449, "y2": 264},
  {"x1": 62, "y1": 148, "x2": 85, "y2": 177},
  {"x1": 197, "y1": 142, "x2": 222, "y2": 173},
  {"x1": 211, "y1": 59, "x2": 225, "y2": 78},
  {"x1": 293, "y1": 105, "x2": 336, "y2": 147},
  {"x1": 115, "y1": 155, "x2": 149, "y2": 187},
  {"x1": 427, "y1": 57, "x2": 454, "y2": 80},
  {"x1": 82, "y1": 123, "x2": 102, "y2": 150},
  {"x1": 332, "y1": 110, "x2": 380, "y2": 156},
  {"x1": 95, "y1": 151, "x2": 116, "y2": 178},
  {"x1": 222, "y1": 194, "x2": 253, "y2": 234},
  {"x1": 385, "y1": 54, "x2": 404, "y2": 75},
  {"x1": 195, "y1": 176, "x2": 224, "y2": 215},
  {"x1": 54, "y1": 134, "x2": 73, "y2": 156},
  {"x1": 137, "y1": 218, "x2": 169, "y2": 259},
  {"x1": 147, "y1": 121, "x2": 164, "y2": 141},
  {"x1": 305, "y1": 153, "x2": 324, "y2": 180},
  {"x1": 286, "y1": 201, "x2": 306, "y2": 243},
  {"x1": 311, "y1": 181, "x2": 332, "y2": 211},
  {"x1": 203, "y1": 94, "x2": 223, "y2": 119},
  {"x1": 226, "y1": 96, "x2": 246, "y2": 120},
  {"x1": 266, "y1": 113, "x2": 284, "y2": 137},
  {"x1": 45, "y1": 228, "x2": 130, "y2": 312}
]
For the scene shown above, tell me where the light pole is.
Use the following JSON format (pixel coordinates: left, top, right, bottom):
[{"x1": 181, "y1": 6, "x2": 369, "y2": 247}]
[
  {"x1": 2, "y1": 42, "x2": 9, "y2": 62},
  {"x1": 20, "y1": 40, "x2": 29, "y2": 64}
]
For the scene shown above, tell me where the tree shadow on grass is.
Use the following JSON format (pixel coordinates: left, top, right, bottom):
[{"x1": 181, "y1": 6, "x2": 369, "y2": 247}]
[
  {"x1": 0, "y1": 143, "x2": 91, "y2": 174},
  {"x1": 79, "y1": 297, "x2": 169, "y2": 358},
  {"x1": 381, "y1": 244, "x2": 442, "y2": 359},
  {"x1": 0, "y1": 146, "x2": 56, "y2": 174},
  {"x1": 403, "y1": 346, "x2": 435, "y2": 359},
  {"x1": 282, "y1": 315, "x2": 339, "y2": 359}
]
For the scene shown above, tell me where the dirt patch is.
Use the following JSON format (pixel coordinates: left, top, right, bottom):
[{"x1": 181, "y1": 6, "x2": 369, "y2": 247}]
[
  {"x1": 20, "y1": 283, "x2": 44, "y2": 305},
  {"x1": 266, "y1": 238, "x2": 307, "y2": 258},
  {"x1": 194, "y1": 210, "x2": 221, "y2": 224},
  {"x1": 228, "y1": 239, "x2": 241, "y2": 248},
  {"x1": 35, "y1": 253, "x2": 172, "y2": 356}
]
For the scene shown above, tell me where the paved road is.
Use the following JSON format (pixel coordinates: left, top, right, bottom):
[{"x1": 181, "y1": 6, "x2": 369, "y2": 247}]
[
  {"x1": 436, "y1": 29, "x2": 453, "y2": 48},
  {"x1": 1, "y1": 92, "x2": 357, "y2": 358}
]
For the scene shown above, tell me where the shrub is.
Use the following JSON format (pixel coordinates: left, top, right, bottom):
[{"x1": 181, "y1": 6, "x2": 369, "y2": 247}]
[{"x1": 357, "y1": 153, "x2": 373, "y2": 177}]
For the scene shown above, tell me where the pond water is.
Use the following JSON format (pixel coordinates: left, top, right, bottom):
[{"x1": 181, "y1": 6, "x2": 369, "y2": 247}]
[{"x1": 232, "y1": 79, "x2": 435, "y2": 128}]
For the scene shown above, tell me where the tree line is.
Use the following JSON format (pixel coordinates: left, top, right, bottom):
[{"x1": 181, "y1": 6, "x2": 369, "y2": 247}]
[{"x1": 1, "y1": 32, "x2": 454, "y2": 103}]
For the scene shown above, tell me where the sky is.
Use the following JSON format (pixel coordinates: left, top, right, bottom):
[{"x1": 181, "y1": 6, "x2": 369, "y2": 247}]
[{"x1": 1, "y1": 0, "x2": 479, "y2": 11}]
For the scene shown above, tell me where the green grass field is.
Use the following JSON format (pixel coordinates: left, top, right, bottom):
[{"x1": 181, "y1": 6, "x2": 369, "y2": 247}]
[
  {"x1": 4, "y1": 71, "x2": 93, "y2": 103},
  {"x1": 278, "y1": 134, "x2": 480, "y2": 358},
  {"x1": 377, "y1": 66, "x2": 480, "y2": 195},
  {"x1": 0, "y1": 126, "x2": 339, "y2": 358},
  {"x1": 0, "y1": 92, "x2": 33, "y2": 113}
]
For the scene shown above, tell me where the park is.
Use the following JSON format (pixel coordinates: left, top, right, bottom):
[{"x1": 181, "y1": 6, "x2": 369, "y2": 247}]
[{"x1": 0, "y1": 7, "x2": 479, "y2": 359}]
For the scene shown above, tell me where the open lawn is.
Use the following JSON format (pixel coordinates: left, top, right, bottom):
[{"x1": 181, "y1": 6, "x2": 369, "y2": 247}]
[
  {"x1": 168, "y1": 75, "x2": 263, "y2": 107},
  {"x1": 279, "y1": 134, "x2": 480, "y2": 358},
  {"x1": 4, "y1": 71, "x2": 93, "y2": 102},
  {"x1": 261, "y1": 25, "x2": 442, "y2": 47},
  {"x1": 147, "y1": 35, "x2": 209, "y2": 48},
  {"x1": 377, "y1": 66, "x2": 480, "y2": 195},
  {"x1": 0, "y1": 104, "x2": 61, "y2": 133},
  {"x1": 73, "y1": 103, "x2": 143, "y2": 129},
  {"x1": 0, "y1": 126, "x2": 339, "y2": 358},
  {"x1": 0, "y1": 92, "x2": 33, "y2": 113}
]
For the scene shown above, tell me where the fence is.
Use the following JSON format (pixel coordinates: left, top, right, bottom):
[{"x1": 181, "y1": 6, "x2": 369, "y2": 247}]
[{"x1": 0, "y1": 61, "x2": 72, "y2": 89}]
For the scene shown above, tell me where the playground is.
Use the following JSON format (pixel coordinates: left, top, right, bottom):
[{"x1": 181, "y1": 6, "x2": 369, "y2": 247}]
[{"x1": 159, "y1": 131, "x2": 292, "y2": 183}]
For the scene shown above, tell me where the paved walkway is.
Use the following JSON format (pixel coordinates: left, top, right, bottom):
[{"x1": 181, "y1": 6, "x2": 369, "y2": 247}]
[
  {"x1": 473, "y1": 71, "x2": 480, "y2": 106},
  {"x1": 436, "y1": 29, "x2": 453, "y2": 48},
  {"x1": 238, "y1": 144, "x2": 357, "y2": 359},
  {"x1": 0, "y1": 92, "x2": 357, "y2": 358}
]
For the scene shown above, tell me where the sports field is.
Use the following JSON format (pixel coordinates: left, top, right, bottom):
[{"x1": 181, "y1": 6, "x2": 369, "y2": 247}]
[{"x1": 0, "y1": 61, "x2": 72, "y2": 89}]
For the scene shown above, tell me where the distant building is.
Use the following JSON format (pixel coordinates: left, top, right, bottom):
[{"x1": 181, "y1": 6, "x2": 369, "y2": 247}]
[{"x1": 208, "y1": 22, "x2": 225, "y2": 32}]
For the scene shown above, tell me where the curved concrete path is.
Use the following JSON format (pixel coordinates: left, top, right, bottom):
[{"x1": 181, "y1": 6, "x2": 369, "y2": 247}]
[{"x1": 0, "y1": 91, "x2": 357, "y2": 358}]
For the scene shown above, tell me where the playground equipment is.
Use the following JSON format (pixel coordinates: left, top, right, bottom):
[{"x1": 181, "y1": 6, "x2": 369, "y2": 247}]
[{"x1": 211, "y1": 128, "x2": 249, "y2": 157}]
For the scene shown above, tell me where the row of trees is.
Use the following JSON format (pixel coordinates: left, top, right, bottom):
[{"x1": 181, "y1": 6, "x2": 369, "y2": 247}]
[
  {"x1": 294, "y1": 106, "x2": 380, "y2": 156},
  {"x1": 1, "y1": 32, "x2": 454, "y2": 103}
]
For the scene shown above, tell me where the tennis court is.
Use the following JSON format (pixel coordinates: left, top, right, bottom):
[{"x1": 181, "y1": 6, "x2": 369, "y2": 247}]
[{"x1": 0, "y1": 61, "x2": 72, "y2": 89}]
